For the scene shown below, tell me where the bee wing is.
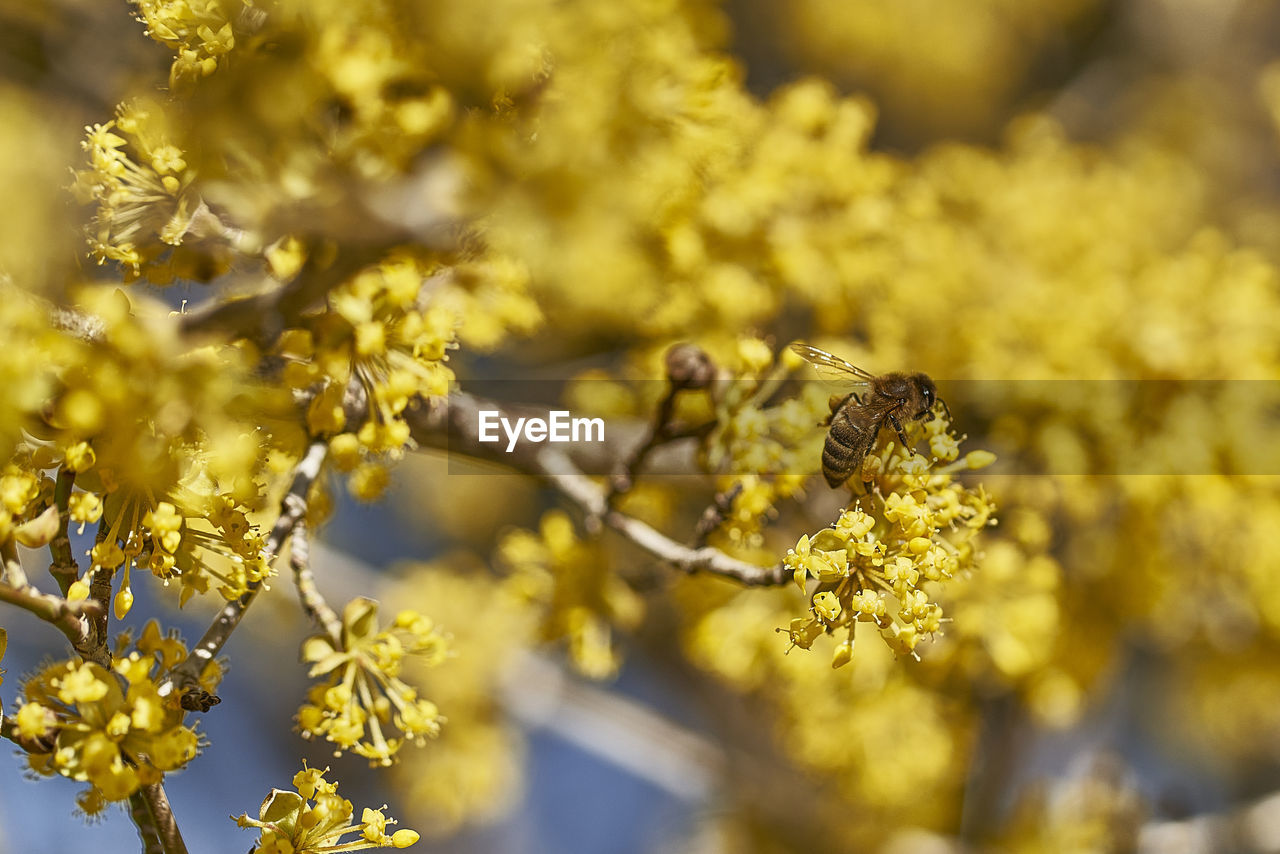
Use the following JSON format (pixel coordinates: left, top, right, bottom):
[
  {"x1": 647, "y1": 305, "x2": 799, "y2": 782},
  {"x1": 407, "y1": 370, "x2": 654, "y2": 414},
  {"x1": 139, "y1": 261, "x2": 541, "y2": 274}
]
[
  {"x1": 789, "y1": 343, "x2": 875, "y2": 384},
  {"x1": 853, "y1": 395, "x2": 904, "y2": 419}
]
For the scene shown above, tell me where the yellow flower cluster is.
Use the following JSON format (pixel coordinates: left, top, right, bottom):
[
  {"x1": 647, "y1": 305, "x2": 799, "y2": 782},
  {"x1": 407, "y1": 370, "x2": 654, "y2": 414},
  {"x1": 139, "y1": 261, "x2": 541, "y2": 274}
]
[
  {"x1": 0, "y1": 287, "x2": 282, "y2": 610},
  {"x1": 697, "y1": 339, "x2": 828, "y2": 548},
  {"x1": 0, "y1": 462, "x2": 53, "y2": 546},
  {"x1": 936, "y1": 522, "x2": 1073, "y2": 720},
  {"x1": 180, "y1": 0, "x2": 467, "y2": 220},
  {"x1": 782, "y1": 414, "x2": 995, "y2": 661},
  {"x1": 71, "y1": 99, "x2": 237, "y2": 282},
  {"x1": 686, "y1": 591, "x2": 967, "y2": 838},
  {"x1": 17, "y1": 621, "x2": 217, "y2": 805},
  {"x1": 130, "y1": 0, "x2": 239, "y2": 89},
  {"x1": 873, "y1": 117, "x2": 1280, "y2": 747},
  {"x1": 470, "y1": 2, "x2": 771, "y2": 340},
  {"x1": 679, "y1": 400, "x2": 998, "y2": 838},
  {"x1": 68, "y1": 490, "x2": 270, "y2": 616},
  {"x1": 297, "y1": 598, "x2": 448, "y2": 767},
  {"x1": 269, "y1": 256, "x2": 459, "y2": 496},
  {"x1": 235, "y1": 764, "x2": 419, "y2": 852},
  {"x1": 497, "y1": 510, "x2": 643, "y2": 679},
  {"x1": 24, "y1": 287, "x2": 267, "y2": 487},
  {"x1": 79, "y1": 0, "x2": 546, "y2": 349},
  {"x1": 23, "y1": 0, "x2": 1280, "y2": 848}
]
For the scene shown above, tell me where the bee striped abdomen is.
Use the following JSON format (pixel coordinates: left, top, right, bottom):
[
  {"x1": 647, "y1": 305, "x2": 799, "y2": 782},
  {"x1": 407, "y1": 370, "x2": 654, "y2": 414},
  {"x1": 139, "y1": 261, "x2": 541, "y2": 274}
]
[{"x1": 822, "y1": 405, "x2": 878, "y2": 488}]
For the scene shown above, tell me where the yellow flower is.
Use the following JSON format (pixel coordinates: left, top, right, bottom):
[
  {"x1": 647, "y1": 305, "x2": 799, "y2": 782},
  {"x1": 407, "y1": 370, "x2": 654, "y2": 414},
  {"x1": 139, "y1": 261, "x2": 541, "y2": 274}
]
[
  {"x1": 813, "y1": 591, "x2": 842, "y2": 622},
  {"x1": 21, "y1": 638, "x2": 213, "y2": 803},
  {"x1": 297, "y1": 598, "x2": 447, "y2": 764},
  {"x1": 15, "y1": 703, "x2": 53, "y2": 740},
  {"x1": 64, "y1": 442, "x2": 97, "y2": 473},
  {"x1": 236, "y1": 765, "x2": 418, "y2": 853}
]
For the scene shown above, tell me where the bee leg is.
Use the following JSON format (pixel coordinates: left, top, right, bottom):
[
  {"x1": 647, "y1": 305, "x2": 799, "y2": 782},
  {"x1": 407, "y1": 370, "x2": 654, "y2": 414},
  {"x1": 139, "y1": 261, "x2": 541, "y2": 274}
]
[
  {"x1": 854, "y1": 476, "x2": 884, "y2": 509},
  {"x1": 856, "y1": 476, "x2": 874, "y2": 501},
  {"x1": 887, "y1": 410, "x2": 912, "y2": 451}
]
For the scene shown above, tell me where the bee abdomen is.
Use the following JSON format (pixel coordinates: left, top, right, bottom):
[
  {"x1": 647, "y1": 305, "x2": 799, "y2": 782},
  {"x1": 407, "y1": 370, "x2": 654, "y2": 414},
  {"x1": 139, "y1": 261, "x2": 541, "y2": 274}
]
[{"x1": 822, "y1": 412, "x2": 876, "y2": 488}]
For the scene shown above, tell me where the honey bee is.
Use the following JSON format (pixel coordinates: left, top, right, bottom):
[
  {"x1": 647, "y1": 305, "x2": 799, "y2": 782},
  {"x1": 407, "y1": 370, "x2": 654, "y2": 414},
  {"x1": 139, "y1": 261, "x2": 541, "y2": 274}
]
[{"x1": 790, "y1": 343, "x2": 946, "y2": 488}]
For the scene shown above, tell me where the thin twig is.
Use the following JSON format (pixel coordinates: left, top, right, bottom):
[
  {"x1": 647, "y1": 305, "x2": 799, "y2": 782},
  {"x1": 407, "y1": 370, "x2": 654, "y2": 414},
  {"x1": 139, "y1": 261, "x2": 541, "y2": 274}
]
[
  {"x1": 0, "y1": 541, "x2": 107, "y2": 665},
  {"x1": 290, "y1": 516, "x2": 342, "y2": 640},
  {"x1": 88, "y1": 526, "x2": 112, "y2": 652},
  {"x1": 606, "y1": 381, "x2": 682, "y2": 504},
  {"x1": 540, "y1": 450, "x2": 787, "y2": 586},
  {"x1": 407, "y1": 391, "x2": 787, "y2": 587},
  {"x1": 606, "y1": 343, "x2": 717, "y2": 505},
  {"x1": 127, "y1": 789, "x2": 166, "y2": 854},
  {"x1": 137, "y1": 782, "x2": 187, "y2": 854},
  {"x1": 49, "y1": 467, "x2": 79, "y2": 596},
  {"x1": 179, "y1": 246, "x2": 386, "y2": 346},
  {"x1": 161, "y1": 440, "x2": 328, "y2": 694},
  {"x1": 692, "y1": 481, "x2": 744, "y2": 547}
]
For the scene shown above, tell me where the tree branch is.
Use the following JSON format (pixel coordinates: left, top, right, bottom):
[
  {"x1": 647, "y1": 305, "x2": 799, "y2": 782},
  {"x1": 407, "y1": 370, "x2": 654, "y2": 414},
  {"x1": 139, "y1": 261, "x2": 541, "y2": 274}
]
[
  {"x1": 178, "y1": 245, "x2": 388, "y2": 346},
  {"x1": 0, "y1": 542, "x2": 107, "y2": 666},
  {"x1": 605, "y1": 381, "x2": 682, "y2": 504},
  {"x1": 290, "y1": 516, "x2": 342, "y2": 640},
  {"x1": 135, "y1": 782, "x2": 187, "y2": 854},
  {"x1": 606, "y1": 343, "x2": 718, "y2": 506},
  {"x1": 162, "y1": 439, "x2": 328, "y2": 694},
  {"x1": 0, "y1": 716, "x2": 56, "y2": 755},
  {"x1": 406, "y1": 392, "x2": 788, "y2": 587},
  {"x1": 88, "y1": 526, "x2": 113, "y2": 653},
  {"x1": 48, "y1": 468, "x2": 79, "y2": 596},
  {"x1": 692, "y1": 481, "x2": 744, "y2": 547},
  {"x1": 127, "y1": 787, "x2": 167, "y2": 854},
  {"x1": 542, "y1": 450, "x2": 788, "y2": 586}
]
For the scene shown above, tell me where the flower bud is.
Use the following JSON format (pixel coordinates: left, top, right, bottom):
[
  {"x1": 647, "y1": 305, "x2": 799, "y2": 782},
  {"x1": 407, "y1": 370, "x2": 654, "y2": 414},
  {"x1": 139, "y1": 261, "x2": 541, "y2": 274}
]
[{"x1": 664, "y1": 343, "x2": 715, "y2": 390}]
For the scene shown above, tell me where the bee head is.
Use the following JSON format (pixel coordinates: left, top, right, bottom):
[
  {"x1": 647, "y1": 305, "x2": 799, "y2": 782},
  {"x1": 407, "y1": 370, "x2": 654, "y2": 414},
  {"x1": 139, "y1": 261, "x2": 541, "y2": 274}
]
[{"x1": 913, "y1": 374, "x2": 938, "y2": 419}]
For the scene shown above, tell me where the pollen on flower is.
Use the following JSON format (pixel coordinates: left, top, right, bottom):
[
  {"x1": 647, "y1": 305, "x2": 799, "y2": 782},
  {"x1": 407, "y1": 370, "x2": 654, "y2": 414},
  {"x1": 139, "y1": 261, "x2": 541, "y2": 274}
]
[{"x1": 813, "y1": 591, "x2": 842, "y2": 622}]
